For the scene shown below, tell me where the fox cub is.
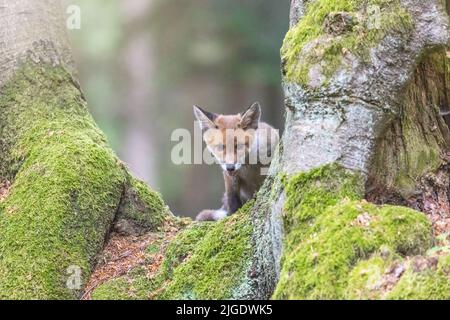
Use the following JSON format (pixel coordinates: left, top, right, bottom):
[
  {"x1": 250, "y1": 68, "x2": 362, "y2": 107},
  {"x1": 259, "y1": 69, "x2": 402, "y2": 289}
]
[{"x1": 193, "y1": 102, "x2": 279, "y2": 221}]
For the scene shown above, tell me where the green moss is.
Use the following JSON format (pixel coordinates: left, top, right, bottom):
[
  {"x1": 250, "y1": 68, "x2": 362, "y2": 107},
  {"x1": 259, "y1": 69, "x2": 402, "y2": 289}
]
[
  {"x1": 118, "y1": 175, "x2": 169, "y2": 231},
  {"x1": 346, "y1": 248, "x2": 399, "y2": 299},
  {"x1": 90, "y1": 221, "x2": 210, "y2": 300},
  {"x1": 91, "y1": 278, "x2": 137, "y2": 300},
  {"x1": 91, "y1": 275, "x2": 155, "y2": 300},
  {"x1": 273, "y1": 164, "x2": 433, "y2": 300},
  {"x1": 283, "y1": 164, "x2": 364, "y2": 231},
  {"x1": 282, "y1": 0, "x2": 414, "y2": 85},
  {"x1": 92, "y1": 201, "x2": 255, "y2": 300},
  {"x1": 387, "y1": 255, "x2": 450, "y2": 300},
  {"x1": 394, "y1": 144, "x2": 441, "y2": 194},
  {"x1": 446, "y1": 47, "x2": 450, "y2": 94},
  {"x1": 347, "y1": 251, "x2": 450, "y2": 300},
  {"x1": 158, "y1": 222, "x2": 214, "y2": 281},
  {"x1": 157, "y1": 201, "x2": 254, "y2": 299},
  {"x1": 0, "y1": 63, "x2": 168, "y2": 299},
  {"x1": 146, "y1": 243, "x2": 161, "y2": 255}
]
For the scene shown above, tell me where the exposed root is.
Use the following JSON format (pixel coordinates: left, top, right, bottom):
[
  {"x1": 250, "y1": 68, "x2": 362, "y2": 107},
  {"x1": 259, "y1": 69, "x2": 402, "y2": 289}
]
[{"x1": 81, "y1": 218, "x2": 185, "y2": 300}]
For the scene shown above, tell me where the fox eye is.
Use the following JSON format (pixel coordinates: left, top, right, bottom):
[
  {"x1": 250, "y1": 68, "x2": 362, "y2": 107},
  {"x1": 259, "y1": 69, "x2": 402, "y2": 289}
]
[{"x1": 216, "y1": 144, "x2": 225, "y2": 152}]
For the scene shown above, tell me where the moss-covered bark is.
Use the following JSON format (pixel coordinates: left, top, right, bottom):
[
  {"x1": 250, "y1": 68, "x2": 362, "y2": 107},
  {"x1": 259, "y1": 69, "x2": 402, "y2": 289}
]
[
  {"x1": 91, "y1": 201, "x2": 254, "y2": 300},
  {"x1": 114, "y1": 174, "x2": 170, "y2": 235},
  {"x1": 0, "y1": 63, "x2": 169, "y2": 299},
  {"x1": 269, "y1": 0, "x2": 450, "y2": 300},
  {"x1": 281, "y1": 0, "x2": 413, "y2": 86},
  {"x1": 273, "y1": 164, "x2": 448, "y2": 299}
]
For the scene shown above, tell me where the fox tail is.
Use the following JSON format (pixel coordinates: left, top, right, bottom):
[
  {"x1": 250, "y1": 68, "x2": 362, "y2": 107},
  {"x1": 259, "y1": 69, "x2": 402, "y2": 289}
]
[{"x1": 195, "y1": 209, "x2": 228, "y2": 221}]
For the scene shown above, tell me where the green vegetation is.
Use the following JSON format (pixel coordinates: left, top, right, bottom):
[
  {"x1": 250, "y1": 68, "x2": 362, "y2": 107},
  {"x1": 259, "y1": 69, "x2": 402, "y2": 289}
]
[
  {"x1": 273, "y1": 164, "x2": 441, "y2": 299},
  {"x1": 92, "y1": 201, "x2": 255, "y2": 300},
  {"x1": 281, "y1": 0, "x2": 414, "y2": 85},
  {"x1": 158, "y1": 201, "x2": 253, "y2": 299},
  {"x1": 386, "y1": 254, "x2": 450, "y2": 299},
  {"x1": 118, "y1": 175, "x2": 169, "y2": 231},
  {"x1": 90, "y1": 277, "x2": 143, "y2": 300},
  {"x1": 346, "y1": 249, "x2": 397, "y2": 299},
  {"x1": 0, "y1": 63, "x2": 167, "y2": 299}
]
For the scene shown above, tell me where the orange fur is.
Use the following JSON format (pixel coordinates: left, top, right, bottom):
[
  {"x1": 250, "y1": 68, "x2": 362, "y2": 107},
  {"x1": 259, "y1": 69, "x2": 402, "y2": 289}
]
[{"x1": 193, "y1": 103, "x2": 279, "y2": 221}]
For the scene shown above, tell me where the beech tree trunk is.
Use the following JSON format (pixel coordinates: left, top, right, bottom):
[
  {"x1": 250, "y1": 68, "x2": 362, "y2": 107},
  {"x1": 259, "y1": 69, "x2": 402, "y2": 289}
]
[
  {"x1": 0, "y1": 1, "x2": 169, "y2": 299},
  {"x1": 245, "y1": 0, "x2": 450, "y2": 299}
]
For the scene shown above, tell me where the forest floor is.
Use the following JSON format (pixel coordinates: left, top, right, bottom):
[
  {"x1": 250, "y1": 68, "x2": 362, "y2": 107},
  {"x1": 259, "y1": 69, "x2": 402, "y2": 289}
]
[
  {"x1": 415, "y1": 168, "x2": 450, "y2": 240},
  {"x1": 81, "y1": 218, "x2": 185, "y2": 300}
]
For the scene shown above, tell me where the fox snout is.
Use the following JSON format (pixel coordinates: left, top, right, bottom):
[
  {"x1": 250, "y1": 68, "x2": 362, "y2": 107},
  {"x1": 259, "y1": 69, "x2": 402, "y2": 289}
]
[{"x1": 222, "y1": 163, "x2": 242, "y2": 173}]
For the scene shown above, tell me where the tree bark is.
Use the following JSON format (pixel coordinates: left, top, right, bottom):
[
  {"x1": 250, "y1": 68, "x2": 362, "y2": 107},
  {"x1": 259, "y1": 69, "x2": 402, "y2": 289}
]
[
  {"x1": 133, "y1": 0, "x2": 448, "y2": 300},
  {"x1": 0, "y1": 0, "x2": 74, "y2": 88},
  {"x1": 0, "y1": 1, "x2": 169, "y2": 299},
  {"x1": 269, "y1": 0, "x2": 450, "y2": 299}
]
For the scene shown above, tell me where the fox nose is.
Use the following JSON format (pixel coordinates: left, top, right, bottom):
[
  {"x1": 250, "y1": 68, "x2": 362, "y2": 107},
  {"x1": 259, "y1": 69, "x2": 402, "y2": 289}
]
[{"x1": 226, "y1": 164, "x2": 236, "y2": 172}]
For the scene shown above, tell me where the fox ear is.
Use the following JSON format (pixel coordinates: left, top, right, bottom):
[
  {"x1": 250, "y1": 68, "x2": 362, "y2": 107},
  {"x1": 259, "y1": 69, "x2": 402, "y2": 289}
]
[
  {"x1": 240, "y1": 102, "x2": 261, "y2": 130},
  {"x1": 193, "y1": 105, "x2": 217, "y2": 131}
]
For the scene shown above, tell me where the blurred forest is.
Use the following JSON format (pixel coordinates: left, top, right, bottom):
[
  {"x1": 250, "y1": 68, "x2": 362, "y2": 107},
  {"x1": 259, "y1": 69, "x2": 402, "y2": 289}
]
[{"x1": 65, "y1": 0, "x2": 290, "y2": 217}]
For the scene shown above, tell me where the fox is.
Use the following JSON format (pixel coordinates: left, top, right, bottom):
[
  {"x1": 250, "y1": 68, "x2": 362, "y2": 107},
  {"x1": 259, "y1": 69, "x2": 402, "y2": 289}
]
[{"x1": 193, "y1": 102, "x2": 279, "y2": 221}]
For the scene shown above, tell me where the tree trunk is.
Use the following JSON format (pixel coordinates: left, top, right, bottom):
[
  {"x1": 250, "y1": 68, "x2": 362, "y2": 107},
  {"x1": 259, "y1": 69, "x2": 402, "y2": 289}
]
[
  {"x1": 270, "y1": 0, "x2": 450, "y2": 299},
  {"x1": 0, "y1": 1, "x2": 170, "y2": 299}
]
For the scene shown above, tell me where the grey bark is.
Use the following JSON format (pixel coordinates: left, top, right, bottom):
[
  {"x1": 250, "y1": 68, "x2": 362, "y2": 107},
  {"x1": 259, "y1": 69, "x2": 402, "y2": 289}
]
[
  {"x1": 283, "y1": 0, "x2": 447, "y2": 176},
  {"x1": 0, "y1": 0, "x2": 75, "y2": 88},
  {"x1": 237, "y1": 0, "x2": 449, "y2": 299}
]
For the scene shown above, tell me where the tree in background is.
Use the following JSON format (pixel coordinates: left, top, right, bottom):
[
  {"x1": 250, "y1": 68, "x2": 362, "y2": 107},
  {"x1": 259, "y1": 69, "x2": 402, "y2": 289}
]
[{"x1": 151, "y1": 0, "x2": 289, "y2": 217}]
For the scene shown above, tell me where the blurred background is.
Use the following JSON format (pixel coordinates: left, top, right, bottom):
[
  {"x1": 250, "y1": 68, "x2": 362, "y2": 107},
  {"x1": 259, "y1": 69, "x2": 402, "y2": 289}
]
[{"x1": 65, "y1": 0, "x2": 290, "y2": 217}]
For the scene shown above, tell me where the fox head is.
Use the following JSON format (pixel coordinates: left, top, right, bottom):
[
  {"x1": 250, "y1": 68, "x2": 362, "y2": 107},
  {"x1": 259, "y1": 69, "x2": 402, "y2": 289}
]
[{"x1": 193, "y1": 102, "x2": 261, "y2": 173}]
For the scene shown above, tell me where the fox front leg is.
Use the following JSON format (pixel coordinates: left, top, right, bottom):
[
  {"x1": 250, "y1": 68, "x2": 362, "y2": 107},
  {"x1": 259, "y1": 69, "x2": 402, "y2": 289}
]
[{"x1": 223, "y1": 173, "x2": 242, "y2": 214}]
